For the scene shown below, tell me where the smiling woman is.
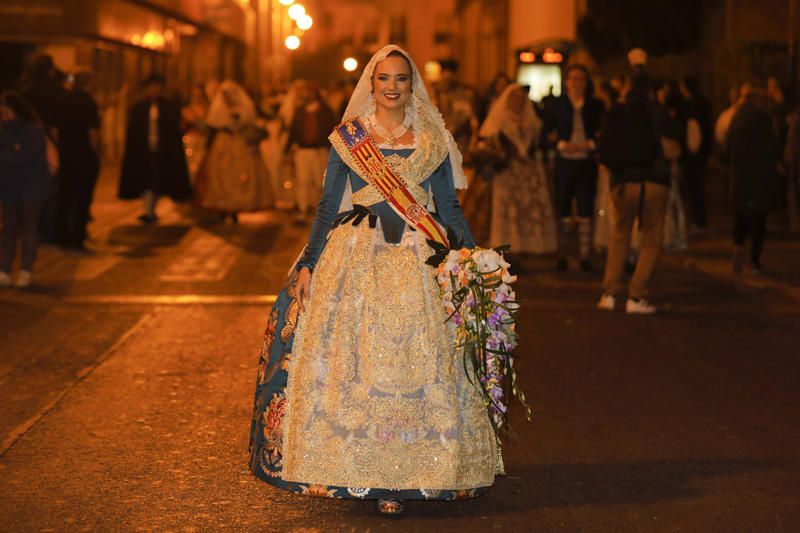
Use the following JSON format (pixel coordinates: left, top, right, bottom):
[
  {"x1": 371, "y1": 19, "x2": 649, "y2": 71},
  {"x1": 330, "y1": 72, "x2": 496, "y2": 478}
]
[{"x1": 247, "y1": 45, "x2": 500, "y2": 515}]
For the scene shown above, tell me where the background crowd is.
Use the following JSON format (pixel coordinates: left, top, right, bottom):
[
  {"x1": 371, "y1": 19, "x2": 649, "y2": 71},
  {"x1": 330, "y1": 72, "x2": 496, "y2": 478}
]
[{"x1": 0, "y1": 49, "x2": 797, "y2": 309}]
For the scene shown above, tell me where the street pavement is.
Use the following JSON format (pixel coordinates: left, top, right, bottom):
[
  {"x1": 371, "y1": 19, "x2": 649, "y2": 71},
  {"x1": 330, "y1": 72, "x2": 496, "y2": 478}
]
[{"x1": 0, "y1": 167, "x2": 798, "y2": 532}]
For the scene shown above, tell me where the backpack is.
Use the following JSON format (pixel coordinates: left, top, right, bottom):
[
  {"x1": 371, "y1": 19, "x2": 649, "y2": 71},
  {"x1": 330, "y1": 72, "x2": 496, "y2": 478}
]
[{"x1": 598, "y1": 102, "x2": 658, "y2": 171}]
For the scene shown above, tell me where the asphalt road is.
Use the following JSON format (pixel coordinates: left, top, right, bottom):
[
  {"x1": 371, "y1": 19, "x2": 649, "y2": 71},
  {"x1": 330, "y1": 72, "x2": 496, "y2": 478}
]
[{"x1": 0, "y1": 170, "x2": 798, "y2": 532}]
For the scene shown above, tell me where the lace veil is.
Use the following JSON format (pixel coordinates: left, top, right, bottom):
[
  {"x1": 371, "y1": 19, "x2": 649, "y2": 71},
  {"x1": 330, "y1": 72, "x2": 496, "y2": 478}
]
[
  {"x1": 342, "y1": 44, "x2": 468, "y2": 189},
  {"x1": 206, "y1": 79, "x2": 257, "y2": 129},
  {"x1": 479, "y1": 82, "x2": 540, "y2": 156}
]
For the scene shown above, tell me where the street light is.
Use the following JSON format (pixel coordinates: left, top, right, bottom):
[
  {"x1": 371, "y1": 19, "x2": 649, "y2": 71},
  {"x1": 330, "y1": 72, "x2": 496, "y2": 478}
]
[
  {"x1": 343, "y1": 57, "x2": 358, "y2": 72},
  {"x1": 285, "y1": 35, "x2": 301, "y2": 50},
  {"x1": 288, "y1": 3, "x2": 305, "y2": 20},
  {"x1": 297, "y1": 14, "x2": 313, "y2": 30}
]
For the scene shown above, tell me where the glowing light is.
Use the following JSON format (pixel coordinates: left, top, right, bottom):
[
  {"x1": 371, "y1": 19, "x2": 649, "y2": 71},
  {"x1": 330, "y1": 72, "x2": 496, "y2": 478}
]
[
  {"x1": 279, "y1": 0, "x2": 294, "y2": 5},
  {"x1": 137, "y1": 31, "x2": 165, "y2": 50},
  {"x1": 519, "y1": 51, "x2": 536, "y2": 63},
  {"x1": 297, "y1": 14, "x2": 313, "y2": 30},
  {"x1": 287, "y1": 3, "x2": 305, "y2": 20},
  {"x1": 424, "y1": 61, "x2": 442, "y2": 81},
  {"x1": 283, "y1": 180, "x2": 293, "y2": 190},
  {"x1": 285, "y1": 35, "x2": 301, "y2": 50},
  {"x1": 343, "y1": 57, "x2": 358, "y2": 72},
  {"x1": 542, "y1": 48, "x2": 563, "y2": 64}
]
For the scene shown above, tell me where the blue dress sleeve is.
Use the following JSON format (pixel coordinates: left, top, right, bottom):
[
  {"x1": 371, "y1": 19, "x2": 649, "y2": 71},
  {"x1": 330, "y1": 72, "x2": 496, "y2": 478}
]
[
  {"x1": 429, "y1": 156, "x2": 476, "y2": 249},
  {"x1": 296, "y1": 147, "x2": 349, "y2": 271}
]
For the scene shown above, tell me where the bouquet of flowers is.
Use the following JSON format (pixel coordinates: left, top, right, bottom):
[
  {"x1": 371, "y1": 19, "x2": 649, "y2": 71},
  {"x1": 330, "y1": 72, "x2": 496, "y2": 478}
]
[{"x1": 427, "y1": 239, "x2": 531, "y2": 435}]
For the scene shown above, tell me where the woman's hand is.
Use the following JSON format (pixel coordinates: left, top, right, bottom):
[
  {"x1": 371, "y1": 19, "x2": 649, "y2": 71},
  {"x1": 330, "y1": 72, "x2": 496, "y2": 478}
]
[{"x1": 295, "y1": 266, "x2": 312, "y2": 312}]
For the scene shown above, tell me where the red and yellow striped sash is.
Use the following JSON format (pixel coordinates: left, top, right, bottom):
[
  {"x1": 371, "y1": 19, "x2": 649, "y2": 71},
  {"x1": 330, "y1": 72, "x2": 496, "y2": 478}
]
[{"x1": 334, "y1": 117, "x2": 449, "y2": 247}]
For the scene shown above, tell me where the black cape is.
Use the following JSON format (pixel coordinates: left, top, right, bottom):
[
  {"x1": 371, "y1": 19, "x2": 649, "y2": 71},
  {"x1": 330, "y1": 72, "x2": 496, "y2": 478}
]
[{"x1": 119, "y1": 97, "x2": 192, "y2": 201}]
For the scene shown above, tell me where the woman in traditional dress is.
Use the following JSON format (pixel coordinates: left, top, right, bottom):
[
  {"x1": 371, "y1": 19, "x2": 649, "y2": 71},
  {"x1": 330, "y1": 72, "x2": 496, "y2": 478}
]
[
  {"x1": 197, "y1": 80, "x2": 272, "y2": 222},
  {"x1": 181, "y1": 85, "x2": 209, "y2": 185},
  {"x1": 479, "y1": 83, "x2": 557, "y2": 254},
  {"x1": 248, "y1": 45, "x2": 501, "y2": 514}
]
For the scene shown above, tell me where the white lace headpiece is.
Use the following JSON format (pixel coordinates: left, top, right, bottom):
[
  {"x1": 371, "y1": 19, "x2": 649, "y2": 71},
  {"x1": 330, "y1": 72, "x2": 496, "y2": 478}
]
[
  {"x1": 206, "y1": 79, "x2": 256, "y2": 129},
  {"x1": 341, "y1": 44, "x2": 468, "y2": 189},
  {"x1": 479, "y1": 83, "x2": 541, "y2": 155}
]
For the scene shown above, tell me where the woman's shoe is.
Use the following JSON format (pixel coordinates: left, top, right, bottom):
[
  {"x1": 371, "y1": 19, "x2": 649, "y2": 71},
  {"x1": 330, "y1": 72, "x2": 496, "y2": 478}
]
[{"x1": 377, "y1": 498, "x2": 404, "y2": 515}]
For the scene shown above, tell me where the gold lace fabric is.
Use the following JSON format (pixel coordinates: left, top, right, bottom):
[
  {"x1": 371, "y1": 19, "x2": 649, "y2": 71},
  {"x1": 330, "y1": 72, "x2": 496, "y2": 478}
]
[
  {"x1": 330, "y1": 108, "x2": 449, "y2": 209},
  {"x1": 281, "y1": 222, "x2": 498, "y2": 490}
]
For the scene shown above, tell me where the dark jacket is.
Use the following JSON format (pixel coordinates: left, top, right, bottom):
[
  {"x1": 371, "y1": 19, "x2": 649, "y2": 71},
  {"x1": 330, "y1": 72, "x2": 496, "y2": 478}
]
[
  {"x1": 727, "y1": 100, "x2": 780, "y2": 214},
  {"x1": 119, "y1": 97, "x2": 192, "y2": 201},
  {"x1": 287, "y1": 100, "x2": 337, "y2": 150},
  {"x1": 55, "y1": 89, "x2": 100, "y2": 176},
  {"x1": 0, "y1": 119, "x2": 54, "y2": 203},
  {"x1": 22, "y1": 79, "x2": 63, "y2": 131},
  {"x1": 600, "y1": 99, "x2": 680, "y2": 188},
  {"x1": 541, "y1": 95, "x2": 604, "y2": 152}
]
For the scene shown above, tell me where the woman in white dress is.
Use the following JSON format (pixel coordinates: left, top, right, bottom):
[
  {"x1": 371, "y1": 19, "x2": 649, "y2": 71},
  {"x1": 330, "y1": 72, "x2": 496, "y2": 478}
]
[{"x1": 479, "y1": 83, "x2": 557, "y2": 254}]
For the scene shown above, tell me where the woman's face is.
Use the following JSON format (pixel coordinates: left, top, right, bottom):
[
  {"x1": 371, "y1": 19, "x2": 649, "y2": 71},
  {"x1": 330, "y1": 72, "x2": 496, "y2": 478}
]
[
  {"x1": 507, "y1": 88, "x2": 527, "y2": 115},
  {"x1": 372, "y1": 55, "x2": 412, "y2": 111}
]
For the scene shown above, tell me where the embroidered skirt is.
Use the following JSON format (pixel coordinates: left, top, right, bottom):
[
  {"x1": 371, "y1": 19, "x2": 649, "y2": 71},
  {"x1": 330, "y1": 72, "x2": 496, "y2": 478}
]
[{"x1": 248, "y1": 221, "x2": 500, "y2": 500}]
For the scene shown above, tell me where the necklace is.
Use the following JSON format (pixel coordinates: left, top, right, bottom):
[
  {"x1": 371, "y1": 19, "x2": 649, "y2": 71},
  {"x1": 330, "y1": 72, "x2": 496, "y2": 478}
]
[{"x1": 368, "y1": 113, "x2": 412, "y2": 146}]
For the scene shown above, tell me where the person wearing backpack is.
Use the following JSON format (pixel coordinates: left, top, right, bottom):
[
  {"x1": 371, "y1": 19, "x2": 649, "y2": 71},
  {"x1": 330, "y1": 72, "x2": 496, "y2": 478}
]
[{"x1": 597, "y1": 72, "x2": 680, "y2": 314}]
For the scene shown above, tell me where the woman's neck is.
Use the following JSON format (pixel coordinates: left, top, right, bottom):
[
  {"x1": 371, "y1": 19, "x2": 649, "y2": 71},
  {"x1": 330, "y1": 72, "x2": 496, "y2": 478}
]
[{"x1": 374, "y1": 105, "x2": 405, "y2": 129}]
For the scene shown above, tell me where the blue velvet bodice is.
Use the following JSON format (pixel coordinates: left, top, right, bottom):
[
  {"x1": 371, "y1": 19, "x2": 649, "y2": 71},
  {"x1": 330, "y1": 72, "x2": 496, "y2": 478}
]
[{"x1": 297, "y1": 147, "x2": 474, "y2": 270}]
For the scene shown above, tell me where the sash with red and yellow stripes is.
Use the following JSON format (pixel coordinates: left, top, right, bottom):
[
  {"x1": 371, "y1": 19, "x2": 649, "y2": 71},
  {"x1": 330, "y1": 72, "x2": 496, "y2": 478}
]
[{"x1": 333, "y1": 117, "x2": 449, "y2": 248}]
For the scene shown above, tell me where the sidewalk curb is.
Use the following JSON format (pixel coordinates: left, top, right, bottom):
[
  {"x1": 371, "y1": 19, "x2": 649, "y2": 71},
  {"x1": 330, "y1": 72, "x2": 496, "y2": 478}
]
[{"x1": 0, "y1": 311, "x2": 156, "y2": 457}]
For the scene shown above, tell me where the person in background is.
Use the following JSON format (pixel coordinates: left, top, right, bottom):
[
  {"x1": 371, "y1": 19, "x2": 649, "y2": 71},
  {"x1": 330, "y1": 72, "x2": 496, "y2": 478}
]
[
  {"x1": 478, "y1": 83, "x2": 557, "y2": 254},
  {"x1": 19, "y1": 55, "x2": 63, "y2": 139},
  {"x1": 715, "y1": 84, "x2": 744, "y2": 147},
  {"x1": 181, "y1": 84, "x2": 209, "y2": 185},
  {"x1": 727, "y1": 79, "x2": 781, "y2": 274},
  {"x1": 54, "y1": 68, "x2": 100, "y2": 252},
  {"x1": 20, "y1": 54, "x2": 65, "y2": 244},
  {"x1": 286, "y1": 81, "x2": 337, "y2": 225},
  {"x1": 433, "y1": 60, "x2": 478, "y2": 157},
  {"x1": 537, "y1": 85, "x2": 558, "y2": 120},
  {"x1": 481, "y1": 72, "x2": 511, "y2": 120},
  {"x1": 597, "y1": 71, "x2": 680, "y2": 314},
  {"x1": 0, "y1": 91, "x2": 54, "y2": 287},
  {"x1": 118, "y1": 74, "x2": 192, "y2": 223},
  {"x1": 199, "y1": 80, "x2": 272, "y2": 222},
  {"x1": 679, "y1": 75, "x2": 713, "y2": 230},
  {"x1": 541, "y1": 63, "x2": 605, "y2": 272}
]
